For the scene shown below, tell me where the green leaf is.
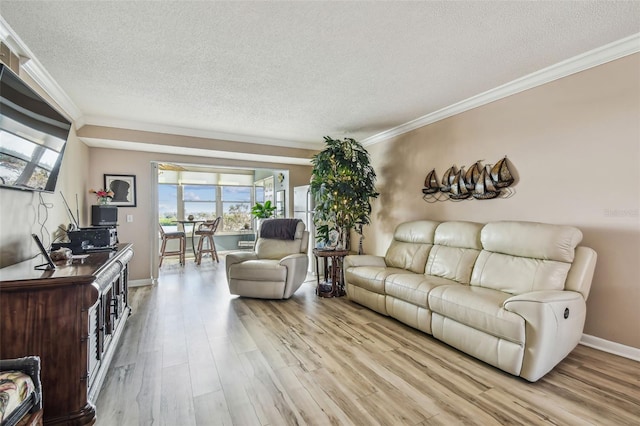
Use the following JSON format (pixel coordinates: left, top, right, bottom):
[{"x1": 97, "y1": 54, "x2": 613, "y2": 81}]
[{"x1": 251, "y1": 201, "x2": 277, "y2": 219}]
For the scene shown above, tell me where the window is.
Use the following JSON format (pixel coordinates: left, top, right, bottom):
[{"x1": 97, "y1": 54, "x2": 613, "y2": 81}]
[
  {"x1": 183, "y1": 185, "x2": 216, "y2": 221},
  {"x1": 157, "y1": 167, "x2": 266, "y2": 233},
  {"x1": 222, "y1": 186, "x2": 252, "y2": 231},
  {"x1": 255, "y1": 186, "x2": 265, "y2": 203},
  {"x1": 158, "y1": 184, "x2": 178, "y2": 232}
]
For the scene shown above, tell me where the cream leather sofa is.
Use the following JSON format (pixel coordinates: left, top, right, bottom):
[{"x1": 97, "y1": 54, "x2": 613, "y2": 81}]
[
  {"x1": 344, "y1": 220, "x2": 597, "y2": 382},
  {"x1": 226, "y1": 220, "x2": 309, "y2": 299}
]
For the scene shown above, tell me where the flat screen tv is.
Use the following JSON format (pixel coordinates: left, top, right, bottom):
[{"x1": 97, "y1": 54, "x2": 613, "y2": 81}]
[{"x1": 0, "y1": 63, "x2": 72, "y2": 193}]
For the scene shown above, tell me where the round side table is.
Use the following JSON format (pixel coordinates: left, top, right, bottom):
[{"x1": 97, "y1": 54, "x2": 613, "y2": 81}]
[{"x1": 312, "y1": 248, "x2": 349, "y2": 298}]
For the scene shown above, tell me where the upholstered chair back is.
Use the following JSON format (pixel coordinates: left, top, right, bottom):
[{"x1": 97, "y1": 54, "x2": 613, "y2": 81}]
[{"x1": 255, "y1": 220, "x2": 308, "y2": 260}]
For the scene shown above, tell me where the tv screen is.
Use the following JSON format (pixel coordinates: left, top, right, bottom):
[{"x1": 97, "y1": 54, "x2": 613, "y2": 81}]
[{"x1": 0, "y1": 63, "x2": 72, "y2": 193}]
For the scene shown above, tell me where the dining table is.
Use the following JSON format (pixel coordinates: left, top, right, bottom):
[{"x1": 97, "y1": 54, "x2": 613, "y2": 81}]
[{"x1": 175, "y1": 219, "x2": 205, "y2": 255}]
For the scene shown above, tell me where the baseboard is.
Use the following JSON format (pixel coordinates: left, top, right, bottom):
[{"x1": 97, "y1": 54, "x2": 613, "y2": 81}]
[
  {"x1": 129, "y1": 278, "x2": 153, "y2": 287},
  {"x1": 580, "y1": 334, "x2": 640, "y2": 361}
]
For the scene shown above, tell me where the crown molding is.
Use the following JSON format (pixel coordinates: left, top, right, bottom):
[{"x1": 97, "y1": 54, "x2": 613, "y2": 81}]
[
  {"x1": 0, "y1": 16, "x2": 23, "y2": 56},
  {"x1": 20, "y1": 60, "x2": 84, "y2": 123},
  {"x1": 363, "y1": 33, "x2": 640, "y2": 147},
  {"x1": 1, "y1": 16, "x2": 83, "y2": 124}
]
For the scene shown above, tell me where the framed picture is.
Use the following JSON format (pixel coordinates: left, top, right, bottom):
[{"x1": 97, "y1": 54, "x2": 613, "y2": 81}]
[{"x1": 104, "y1": 174, "x2": 137, "y2": 207}]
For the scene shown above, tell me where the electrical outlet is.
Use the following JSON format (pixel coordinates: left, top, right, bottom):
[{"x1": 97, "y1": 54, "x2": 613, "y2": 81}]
[{"x1": 126, "y1": 215, "x2": 133, "y2": 223}]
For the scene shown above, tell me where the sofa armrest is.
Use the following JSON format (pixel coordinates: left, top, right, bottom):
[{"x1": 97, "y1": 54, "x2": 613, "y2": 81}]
[
  {"x1": 505, "y1": 290, "x2": 584, "y2": 305},
  {"x1": 565, "y1": 246, "x2": 597, "y2": 301},
  {"x1": 225, "y1": 251, "x2": 258, "y2": 280},
  {"x1": 279, "y1": 253, "x2": 307, "y2": 264},
  {"x1": 503, "y1": 290, "x2": 586, "y2": 382},
  {"x1": 280, "y1": 253, "x2": 309, "y2": 298},
  {"x1": 344, "y1": 255, "x2": 385, "y2": 271}
]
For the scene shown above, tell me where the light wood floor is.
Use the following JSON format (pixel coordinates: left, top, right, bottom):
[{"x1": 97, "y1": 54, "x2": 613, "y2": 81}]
[{"x1": 95, "y1": 256, "x2": 640, "y2": 426}]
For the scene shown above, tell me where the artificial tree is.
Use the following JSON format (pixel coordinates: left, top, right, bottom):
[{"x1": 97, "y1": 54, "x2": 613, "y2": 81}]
[{"x1": 310, "y1": 136, "x2": 379, "y2": 253}]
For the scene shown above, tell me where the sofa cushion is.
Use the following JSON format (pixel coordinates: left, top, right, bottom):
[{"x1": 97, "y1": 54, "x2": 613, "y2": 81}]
[
  {"x1": 384, "y1": 220, "x2": 439, "y2": 273},
  {"x1": 469, "y1": 221, "x2": 581, "y2": 295},
  {"x1": 434, "y1": 221, "x2": 483, "y2": 250},
  {"x1": 385, "y1": 273, "x2": 458, "y2": 308},
  {"x1": 393, "y1": 220, "x2": 440, "y2": 243},
  {"x1": 255, "y1": 239, "x2": 303, "y2": 260},
  {"x1": 423, "y1": 221, "x2": 482, "y2": 284},
  {"x1": 385, "y1": 242, "x2": 433, "y2": 274},
  {"x1": 425, "y1": 246, "x2": 481, "y2": 284},
  {"x1": 470, "y1": 252, "x2": 571, "y2": 295},
  {"x1": 228, "y1": 259, "x2": 287, "y2": 281},
  {"x1": 345, "y1": 266, "x2": 411, "y2": 294},
  {"x1": 428, "y1": 285, "x2": 525, "y2": 344},
  {"x1": 481, "y1": 221, "x2": 582, "y2": 262}
]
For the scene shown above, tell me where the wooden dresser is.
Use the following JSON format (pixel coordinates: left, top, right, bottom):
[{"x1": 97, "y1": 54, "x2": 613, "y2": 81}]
[{"x1": 0, "y1": 243, "x2": 134, "y2": 425}]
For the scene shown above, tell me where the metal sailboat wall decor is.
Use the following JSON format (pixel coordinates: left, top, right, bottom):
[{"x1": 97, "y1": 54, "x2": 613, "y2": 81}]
[
  {"x1": 464, "y1": 161, "x2": 483, "y2": 190},
  {"x1": 449, "y1": 170, "x2": 472, "y2": 200},
  {"x1": 472, "y1": 166, "x2": 501, "y2": 199},
  {"x1": 440, "y1": 165, "x2": 458, "y2": 192},
  {"x1": 422, "y1": 169, "x2": 440, "y2": 195},
  {"x1": 490, "y1": 156, "x2": 514, "y2": 188},
  {"x1": 422, "y1": 156, "x2": 516, "y2": 202}
]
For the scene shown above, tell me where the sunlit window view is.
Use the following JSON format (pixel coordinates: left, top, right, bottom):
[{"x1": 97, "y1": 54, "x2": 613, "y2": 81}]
[
  {"x1": 158, "y1": 184, "x2": 178, "y2": 232},
  {"x1": 222, "y1": 186, "x2": 252, "y2": 231},
  {"x1": 158, "y1": 167, "x2": 268, "y2": 233},
  {"x1": 183, "y1": 184, "x2": 216, "y2": 223}
]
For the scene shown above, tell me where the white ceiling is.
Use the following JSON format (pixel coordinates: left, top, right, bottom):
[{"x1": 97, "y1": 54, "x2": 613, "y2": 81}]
[{"x1": 1, "y1": 1, "x2": 639, "y2": 156}]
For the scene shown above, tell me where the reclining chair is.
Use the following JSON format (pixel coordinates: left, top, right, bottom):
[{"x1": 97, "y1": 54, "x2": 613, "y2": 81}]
[{"x1": 226, "y1": 219, "x2": 309, "y2": 299}]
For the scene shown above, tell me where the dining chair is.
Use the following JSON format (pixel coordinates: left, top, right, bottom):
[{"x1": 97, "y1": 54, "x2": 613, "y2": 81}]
[
  {"x1": 158, "y1": 223, "x2": 186, "y2": 266},
  {"x1": 195, "y1": 216, "x2": 221, "y2": 265}
]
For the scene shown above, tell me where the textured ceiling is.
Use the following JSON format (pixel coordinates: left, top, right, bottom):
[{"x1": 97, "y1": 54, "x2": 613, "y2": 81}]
[{"x1": 1, "y1": 1, "x2": 639, "y2": 153}]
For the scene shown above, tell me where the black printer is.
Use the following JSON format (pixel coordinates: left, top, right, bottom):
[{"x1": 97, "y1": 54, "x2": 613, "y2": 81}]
[{"x1": 52, "y1": 227, "x2": 118, "y2": 254}]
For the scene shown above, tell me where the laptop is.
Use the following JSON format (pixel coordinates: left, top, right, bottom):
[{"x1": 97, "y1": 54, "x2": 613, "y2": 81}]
[{"x1": 32, "y1": 233, "x2": 56, "y2": 270}]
